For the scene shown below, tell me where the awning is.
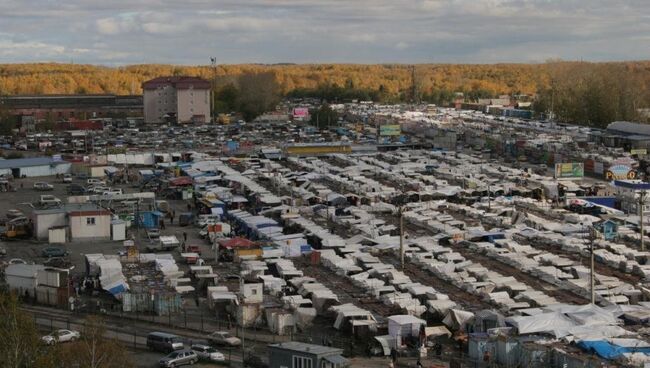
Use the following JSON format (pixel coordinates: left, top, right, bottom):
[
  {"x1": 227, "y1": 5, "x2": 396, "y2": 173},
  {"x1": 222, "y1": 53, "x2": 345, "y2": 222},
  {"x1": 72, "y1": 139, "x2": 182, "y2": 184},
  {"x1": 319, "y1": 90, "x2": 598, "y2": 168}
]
[{"x1": 323, "y1": 355, "x2": 348, "y2": 365}]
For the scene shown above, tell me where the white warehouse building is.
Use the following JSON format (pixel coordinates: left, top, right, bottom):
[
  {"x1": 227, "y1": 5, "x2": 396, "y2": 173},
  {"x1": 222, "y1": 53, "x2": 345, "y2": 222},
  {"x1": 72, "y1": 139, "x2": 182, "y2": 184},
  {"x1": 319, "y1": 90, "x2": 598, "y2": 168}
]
[{"x1": 0, "y1": 157, "x2": 71, "y2": 178}]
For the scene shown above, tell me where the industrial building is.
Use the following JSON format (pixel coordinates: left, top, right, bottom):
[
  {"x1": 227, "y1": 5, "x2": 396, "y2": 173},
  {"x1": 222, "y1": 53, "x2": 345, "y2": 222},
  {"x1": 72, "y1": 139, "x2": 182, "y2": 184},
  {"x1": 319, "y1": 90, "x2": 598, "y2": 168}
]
[
  {"x1": 268, "y1": 342, "x2": 348, "y2": 368},
  {"x1": 0, "y1": 94, "x2": 143, "y2": 121},
  {"x1": 32, "y1": 203, "x2": 112, "y2": 242},
  {"x1": 605, "y1": 121, "x2": 650, "y2": 150},
  {"x1": 142, "y1": 76, "x2": 211, "y2": 124},
  {"x1": 0, "y1": 157, "x2": 71, "y2": 177}
]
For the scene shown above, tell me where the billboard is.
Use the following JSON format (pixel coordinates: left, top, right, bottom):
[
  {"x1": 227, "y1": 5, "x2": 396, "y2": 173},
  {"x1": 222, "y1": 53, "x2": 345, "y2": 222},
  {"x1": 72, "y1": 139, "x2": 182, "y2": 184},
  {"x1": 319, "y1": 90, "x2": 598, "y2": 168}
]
[
  {"x1": 380, "y1": 124, "x2": 401, "y2": 136},
  {"x1": 554, "y1": 163, "x2": 584, "y2": 179},
  {"x1": 605, "y1": 164, "x2": 636, "y2": 180},
  {"x1": 631, "y1": 148, "x2": 647, "y2": 156},
  {"x1": 292, "y1": 107, "x2": 309, "y2": 119}
]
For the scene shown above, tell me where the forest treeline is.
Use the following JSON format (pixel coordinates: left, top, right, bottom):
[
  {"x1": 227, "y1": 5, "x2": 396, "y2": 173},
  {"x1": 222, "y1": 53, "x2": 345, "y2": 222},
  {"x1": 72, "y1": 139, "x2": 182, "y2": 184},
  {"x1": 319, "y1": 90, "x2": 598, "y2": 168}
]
[{"x1": 0, "y1": 61, "x2": 649, "y2": 127}]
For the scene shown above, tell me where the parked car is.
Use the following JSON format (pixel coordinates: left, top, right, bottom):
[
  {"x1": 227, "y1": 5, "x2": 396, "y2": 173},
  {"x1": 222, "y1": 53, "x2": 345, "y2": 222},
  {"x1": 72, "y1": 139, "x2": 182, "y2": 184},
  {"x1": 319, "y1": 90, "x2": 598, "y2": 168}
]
[
  {"x1": 67, "y1": 184, "x2": 87, "y2": 195},
  {"x1": 41, "y1": 329, "x2": 80, "y2": 345},
  {"x1": 146, "y1": 332, "x2": 184, "y2": 353},
  {"x1": 76, "y1": 173, "x2": 88, "y2": 180},
  {"x1": 90, "y1": 186, "x2": 110, "y2": 194},
  {"x1": 42, "y1": 247, "x2": 67, "y2": 258},
  {"x1": 207, "y1": 331, "x2": 241, "y2": 347},
  {"x1": 159, "y1": 349, "x2": 198, "y2": 367},
  {"x1": 102, "y1": 189, "x2": 123, "y2": 196},
  {"x1": 39, "y1": 195, "x2": 62, "y2": 206},
  {"x1": 87, "y1": 178, "x2": 105, "y2": 186},
  {"x1": 62, "y1": 174, "x2": 72, "y2": 183},
  {"x1": 6, "y1": 209, "x2": 24, "y2": 219},
  {"x1": 191, "y1": 344, "x2": 225, "y2": 363},
  {"x1": 33, "y1": 182, "x2": 54, "y2": 191}
]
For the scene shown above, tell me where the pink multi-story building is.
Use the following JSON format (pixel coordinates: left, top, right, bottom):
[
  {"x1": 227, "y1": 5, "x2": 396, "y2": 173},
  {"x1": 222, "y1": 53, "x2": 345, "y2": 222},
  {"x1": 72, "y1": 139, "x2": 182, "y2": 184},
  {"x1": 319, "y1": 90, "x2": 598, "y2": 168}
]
[{"x1": 143, "y1": 76, "x2": 211, "y2": 124}]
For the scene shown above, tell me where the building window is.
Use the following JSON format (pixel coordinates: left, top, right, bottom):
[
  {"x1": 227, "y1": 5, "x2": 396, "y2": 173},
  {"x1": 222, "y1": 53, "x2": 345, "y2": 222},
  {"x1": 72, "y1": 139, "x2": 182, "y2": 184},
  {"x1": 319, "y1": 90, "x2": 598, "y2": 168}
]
[
  {"x1": 293, "y1": 356, "x2": 312, "y2": 368},
  {"x1": 87, "y1": 217, "x2": 96, "y2": 226}
]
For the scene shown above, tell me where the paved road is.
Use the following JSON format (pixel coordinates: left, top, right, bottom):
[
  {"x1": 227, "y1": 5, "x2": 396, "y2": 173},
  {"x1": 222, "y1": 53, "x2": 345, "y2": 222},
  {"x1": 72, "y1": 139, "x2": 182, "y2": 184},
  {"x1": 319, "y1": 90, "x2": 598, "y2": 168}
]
[{"x1": 27, "y1": 305, "x2": 248, "y2": 368}]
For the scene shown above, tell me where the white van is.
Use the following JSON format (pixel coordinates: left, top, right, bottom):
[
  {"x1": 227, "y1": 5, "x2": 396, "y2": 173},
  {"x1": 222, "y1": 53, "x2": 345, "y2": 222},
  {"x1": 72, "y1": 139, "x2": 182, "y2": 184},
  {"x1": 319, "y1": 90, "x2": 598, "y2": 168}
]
[{"x1": 87, "y1": 178, "x2": 105, "y2": 186}]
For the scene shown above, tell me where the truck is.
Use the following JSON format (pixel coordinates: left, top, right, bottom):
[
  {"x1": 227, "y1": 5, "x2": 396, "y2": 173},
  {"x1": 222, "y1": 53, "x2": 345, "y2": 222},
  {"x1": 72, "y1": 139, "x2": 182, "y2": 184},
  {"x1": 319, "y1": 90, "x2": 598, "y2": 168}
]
[
  {"x1": 1, "y1": 217, "x2": 32, "y2": 240},
  {"x1": 146, "y1": 235, "x2": 180, "y2": 252}
]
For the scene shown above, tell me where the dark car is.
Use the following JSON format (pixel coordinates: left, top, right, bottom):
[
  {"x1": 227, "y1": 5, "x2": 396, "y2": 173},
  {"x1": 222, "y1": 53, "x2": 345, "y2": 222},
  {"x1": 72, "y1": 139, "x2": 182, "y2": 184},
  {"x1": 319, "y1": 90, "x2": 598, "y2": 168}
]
[
  {"x1": 42, "y1": 247, "x2": 67, "y2": 258},
  {"x1": 67, "y1": 184, "x2": 87, "y2": 195}
]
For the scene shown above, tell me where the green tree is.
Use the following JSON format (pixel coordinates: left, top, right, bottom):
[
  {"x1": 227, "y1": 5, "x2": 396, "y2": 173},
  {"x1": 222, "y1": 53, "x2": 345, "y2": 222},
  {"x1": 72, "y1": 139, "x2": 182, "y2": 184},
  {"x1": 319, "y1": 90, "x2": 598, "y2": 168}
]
[
  {"x1": 310, "y1": 104, "x2": 338, "y2": 129},
  {"x1": 0, "y1": 292, "x2": 53, "y2": 368},
  {"x1": 236, "y1": 72, "x2": 281, "y2": 121},
  {"x1": 214, "y1": 83, "x2": 240, "y2": 114}
]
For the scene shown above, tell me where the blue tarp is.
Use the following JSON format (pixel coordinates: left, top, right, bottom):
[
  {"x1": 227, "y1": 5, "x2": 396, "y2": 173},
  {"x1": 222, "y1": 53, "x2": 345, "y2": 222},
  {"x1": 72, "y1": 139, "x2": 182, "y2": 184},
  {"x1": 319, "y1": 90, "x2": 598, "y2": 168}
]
[
  {"x1": 107, "y1": 283, "x2": 128, "y2": 297},
  {"x1": 579, "y1": 196, "x2": 617, "y2": 209},
  {"x1": 577, "y1": 340, "x2": 650, "y2": 360}
]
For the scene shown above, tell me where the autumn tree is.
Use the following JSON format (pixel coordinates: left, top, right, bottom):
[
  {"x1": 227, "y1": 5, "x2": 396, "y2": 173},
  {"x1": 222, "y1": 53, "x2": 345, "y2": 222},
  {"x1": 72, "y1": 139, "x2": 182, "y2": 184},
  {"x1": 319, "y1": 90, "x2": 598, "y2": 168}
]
[
  {"x1": 52, "y1": 316, "x2": 135, "y2": 368},
  {"x1": 0, "y1": 292, "x2": 53, "y2": 368}
]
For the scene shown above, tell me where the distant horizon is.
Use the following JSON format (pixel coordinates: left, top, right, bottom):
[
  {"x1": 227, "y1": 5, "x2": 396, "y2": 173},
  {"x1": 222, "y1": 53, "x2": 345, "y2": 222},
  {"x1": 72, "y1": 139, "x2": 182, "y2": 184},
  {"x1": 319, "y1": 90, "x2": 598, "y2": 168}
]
[
  {"x1": 1, "y1": 59, "x2": 650, "y2": 68},
  {"x1": 0, "y1": 1, "x2": 648, "y2": 65}
]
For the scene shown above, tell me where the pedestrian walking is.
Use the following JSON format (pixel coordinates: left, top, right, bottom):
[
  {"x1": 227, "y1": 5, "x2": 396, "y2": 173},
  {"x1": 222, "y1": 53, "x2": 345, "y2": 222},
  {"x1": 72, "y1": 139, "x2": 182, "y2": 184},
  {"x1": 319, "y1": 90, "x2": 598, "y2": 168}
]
[
  {"x1": 183, "y1": 231, "x2": 187, "y2": 242},
  {"x1": 187, "y1": 203, "x2": 192, "y2": 212},
  {"x1": 169, "y1": 212, "x2": 174, "y2": 225},
  {"x1": 160, "y1": 219, "x2": 166, "y2": 230}
]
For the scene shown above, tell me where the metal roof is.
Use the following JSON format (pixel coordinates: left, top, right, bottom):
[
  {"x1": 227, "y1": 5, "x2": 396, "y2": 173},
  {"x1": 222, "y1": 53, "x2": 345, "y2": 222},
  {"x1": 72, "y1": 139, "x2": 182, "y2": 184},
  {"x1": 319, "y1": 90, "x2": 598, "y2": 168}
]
[
  {"x1": 607, "y1": 121, "x2": 650, "y2": 137},
  {"x1": 269, "y1": 341, "x2": 343, "y2": 356},
  {"x1": 0, "y1": 157, "x2": 68, "y2": 170}
]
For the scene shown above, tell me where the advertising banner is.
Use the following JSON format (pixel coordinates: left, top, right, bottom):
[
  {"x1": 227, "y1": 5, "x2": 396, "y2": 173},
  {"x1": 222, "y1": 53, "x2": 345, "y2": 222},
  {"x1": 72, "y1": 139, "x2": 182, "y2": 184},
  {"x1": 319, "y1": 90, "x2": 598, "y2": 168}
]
[
  {"x1": 605, "y1": 164, "x2": 636, "y2": 180},
  {"x1": 554, "y1": 163, "x2": 584, "y2": 179},
  {"x1": 380, "y1": 124, "x2": 401, "y2": 136},
  {"x1": 631, "y1": 149, "x2": 647, "y2": 156},
  {"x1": 292, "y1": 107, "x2": 309, "y2": 119}
]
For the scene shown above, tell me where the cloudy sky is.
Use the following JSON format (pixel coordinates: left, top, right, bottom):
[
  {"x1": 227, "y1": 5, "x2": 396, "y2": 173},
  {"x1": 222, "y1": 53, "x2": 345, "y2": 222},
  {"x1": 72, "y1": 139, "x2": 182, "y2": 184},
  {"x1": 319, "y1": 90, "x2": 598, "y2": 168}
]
[{"x1": 0, "y1": 0, "x2": 649, "y2": 65}]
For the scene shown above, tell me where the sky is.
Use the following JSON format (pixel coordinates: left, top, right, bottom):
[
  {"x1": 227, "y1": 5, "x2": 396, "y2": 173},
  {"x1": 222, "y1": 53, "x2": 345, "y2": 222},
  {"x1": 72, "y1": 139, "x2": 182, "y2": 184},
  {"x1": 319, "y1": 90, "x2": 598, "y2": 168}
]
[{"x1": 0, "y1": 0, "x2": 649, "y2": 65}]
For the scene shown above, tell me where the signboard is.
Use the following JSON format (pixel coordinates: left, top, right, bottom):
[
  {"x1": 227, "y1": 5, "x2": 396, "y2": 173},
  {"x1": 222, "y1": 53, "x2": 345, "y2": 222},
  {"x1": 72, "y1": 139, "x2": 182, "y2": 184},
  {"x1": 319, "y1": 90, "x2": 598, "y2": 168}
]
[
  {"x1": 631, "y1": 149, "x2": 647, "y2": 156},
  {"x1": 52, "y1": 154, "x2": 62, "y2": 162},
  {"x1": 379, "y1": 124, "x2": 401, "y2": 136},
  {"x1": 554, "y1": 163, "x2": 584, "y2": 179},
  {"x1": 292, "y1": 107, "x2": 309, "y2": 119},
  {"x1": 605, "y1": 164, "x2": 636, "y2": 180}
]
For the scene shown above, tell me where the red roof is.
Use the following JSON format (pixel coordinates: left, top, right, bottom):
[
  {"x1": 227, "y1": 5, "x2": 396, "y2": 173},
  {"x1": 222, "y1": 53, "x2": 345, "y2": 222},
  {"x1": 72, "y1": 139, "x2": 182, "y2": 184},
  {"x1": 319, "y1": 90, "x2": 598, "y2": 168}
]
[
  {"x1": 169, "y1": 176, "x2": 193, "y2": 186},
  {"x1": 142, "y1": 76, "x2": 211, "y2": 90},
  {"x1": 218, "y1": 237, "x2": 255, "y2": 249}
]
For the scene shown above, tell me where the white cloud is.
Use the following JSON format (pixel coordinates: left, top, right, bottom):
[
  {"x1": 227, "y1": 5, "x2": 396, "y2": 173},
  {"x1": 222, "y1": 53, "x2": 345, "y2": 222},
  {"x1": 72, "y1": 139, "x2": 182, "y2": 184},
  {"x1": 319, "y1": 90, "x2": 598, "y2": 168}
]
[{"x1": 0, "y1": 0, "x2": 647, "y2": 63}]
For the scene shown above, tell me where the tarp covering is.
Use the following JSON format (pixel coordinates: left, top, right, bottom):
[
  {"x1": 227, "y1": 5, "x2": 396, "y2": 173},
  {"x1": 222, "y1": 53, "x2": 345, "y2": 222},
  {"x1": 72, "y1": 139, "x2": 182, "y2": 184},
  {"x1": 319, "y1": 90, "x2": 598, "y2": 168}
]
[
  {"x1": 577, "y1": 339, "x2": 650, "y2": 360},
  {"x1": 218, "y1": 237, "x2": 255, "y2": 248}
]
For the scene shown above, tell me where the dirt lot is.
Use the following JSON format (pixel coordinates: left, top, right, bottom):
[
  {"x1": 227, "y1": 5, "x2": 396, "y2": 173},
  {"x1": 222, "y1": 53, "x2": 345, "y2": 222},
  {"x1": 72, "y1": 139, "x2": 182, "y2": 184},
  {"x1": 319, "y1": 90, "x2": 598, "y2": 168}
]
[{"x1": 0, "y1": 175, "x2": 215, "y2": 278}]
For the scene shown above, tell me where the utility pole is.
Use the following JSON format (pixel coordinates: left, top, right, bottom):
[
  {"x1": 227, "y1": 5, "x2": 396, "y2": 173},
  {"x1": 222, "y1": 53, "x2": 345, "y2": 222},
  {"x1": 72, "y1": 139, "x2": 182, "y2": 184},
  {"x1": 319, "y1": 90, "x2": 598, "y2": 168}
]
[
  {"x1": 589, "y1": 226, "x2": 595, "y2": 305},
  {"x1": 399, "y1": 205, "x2": 404, "y2": 271},
  {"x1": 487, "y1": 183, "x2": 491, "y2": 210},
  {"x1": 210, "y1": 57, "x2": 217, "y2": 123},
  {"x1": 640, "y1": 190, "x2": 647, "y2": 251}
]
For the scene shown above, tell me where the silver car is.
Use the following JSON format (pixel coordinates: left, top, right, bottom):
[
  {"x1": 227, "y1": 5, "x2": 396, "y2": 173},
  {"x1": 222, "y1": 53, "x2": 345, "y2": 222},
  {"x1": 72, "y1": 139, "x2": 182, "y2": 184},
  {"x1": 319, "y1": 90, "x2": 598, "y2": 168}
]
[
  {"x1": 41, "y1": 329, "x2": 80, "y2": 345},
  {"x1": 191, "y1": 344, "x2": 225, "y2": 362},
  {"x1": 159, "y1": 349, "x2": 198, "y2": 367}
]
